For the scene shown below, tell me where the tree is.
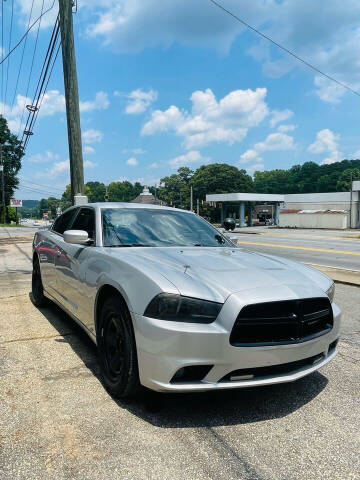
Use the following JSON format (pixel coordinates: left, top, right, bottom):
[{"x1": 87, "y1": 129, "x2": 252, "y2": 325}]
[
  {"x1": 336, "y1": 168, "x2": 360, "y2": 192},
  {"x1": 191, "y1": 163, "x2": 253, "y2": 200},
  {"x1": 158, "y1": 168, "x2": 194, "y2": 208},
  {"x1": 34, "y1": 197, "x2": 60, "y2": 219},
  {"x1": 85, "y1": 181, "x2": 106, "y2": 202},
  {"x1": 253, "y1": 169, "x2": 292, "y2": 194},
  {"x1": 0, "y1": 116, "x2": 24, "y2": 222},
  {"x1": 108, "y1": 181, "x2": 142, "y2": 202}
]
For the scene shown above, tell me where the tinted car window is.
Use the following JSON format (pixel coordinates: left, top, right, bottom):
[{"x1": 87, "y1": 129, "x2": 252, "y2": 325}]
[
  {"x1": 71, "y1": 208, "x2": 95, "y2": 240},
  {"x1": 52, "y1": 209, "x2": 77, "y2": 235}
]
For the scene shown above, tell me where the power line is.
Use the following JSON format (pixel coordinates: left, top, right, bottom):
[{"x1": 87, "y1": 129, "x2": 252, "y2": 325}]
[
  {"x1": 0, "y1": 0, "x2": 56, "y2": 67},
  {"x1": 4, "y1": 0, "x2": 15, "y2": 108},
  {"x1": 21, "y1": 179, "x2": 64, "y2": 192},
  {"x1": 18, "y1": 184, "x2": 61, "y2": 197},
  {"x1": 10, "y1": 0, "x2": 36, "y2": 114},
  {"x1": 21, "y1": 17, "x2": 60, "y2": 149},
  {"x1": 24, "y1": 39, "x2": 61, "y2": 149},
  {"x1": 1, "y1": 0, "x2": 4, "y2": 114},
  {"x1": 17, "y1": 0, "x2": 46, "y2": 137},
  {"x1": 208, "y1": 0, "x2": 360, "y2": 98}
]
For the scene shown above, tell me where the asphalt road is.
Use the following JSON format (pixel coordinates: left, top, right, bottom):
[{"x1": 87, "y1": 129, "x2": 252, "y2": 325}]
[
  {"x1": 231, "y1": 227, "x2": 360, "y2": 272},
  {"x1": 0, "y1": 228, "x2": 360, "y2": 480}
]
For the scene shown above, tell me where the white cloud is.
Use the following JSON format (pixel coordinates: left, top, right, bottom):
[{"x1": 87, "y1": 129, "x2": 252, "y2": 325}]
[
  {"x1": 36, "y1": 157, "x2": 97, "y2": 179},
  {"x1": 313, "y1": 77, "x2": 347, "y2": 104},
  {"x1": 353, "y1": 149, "x2": 360, "y2": 159},
  {"x1": 0, "y1": 90, "x2": 109, "y2": 134},
  {"x1": 308, "y1": 129, "x2": 339, "y2": 154},
  {"x1": 86, "y1": 1, "x2": 360, "y2": 103},
  {"x1": 142, "y1": 87, "x2": 269, "y2": 149},
  {"x1": 86, "y1": 0, "x2": 271, "y2": 53},
  {"x1": 239, "y1": 149, "x2": 261, "y2": 163},
  {"x1": 126, "y1": 157, "x2": 139, "y2": 166},
  {"x1": 169, "y1": 150, "x2": 210, "y2": 168},
  {"x1": 124, "y1": 89, "x2": 157, "y2": 114},
  {"x1": 239, "y1": 132, "x2": 294, "y2": 173},
  {"x1": 80, "y1": 91, "x2": 109, "y2": 112},
  {"x1": 84, "y1": 160, "x2": 97, "y2": 168},
  {"x1": 308, "y1": 129, "x2": 342, "y2": 164},
  {"x1": 254, "y1": 132, "x2": 295, "y2": 152},
  {"x1": 18, "y1": 0, "x2": 58, "y2": 29},
  {"x1": 83, "y1": 146, "x2": 95, "y2": 155},
  {"x1": 277, "y1": 124, "x2": 296, "y2": 133},
  {"x1": 148, "y1": 162, "x2": 159, "y2": 168},
  {"x1": 27, "y1": 151, "x2": 59, "y2": 163},
  {"x1": 245, "y1": 162, "x2": 265, "y2": 176},
  {"x1": 122, "y1": 148, "x2": 146, "y2": 154},
  {"x1": 82, "y1": 129, "x2": 103, "y2": 144},
  {"x1": 269, "y1": 109, "x2": 293, "y2": 128}
]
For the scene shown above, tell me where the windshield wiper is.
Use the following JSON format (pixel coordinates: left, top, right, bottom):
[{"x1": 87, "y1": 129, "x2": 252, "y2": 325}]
[{"x1": 107, "y1": 243, "x2": 151, "y2": 247}]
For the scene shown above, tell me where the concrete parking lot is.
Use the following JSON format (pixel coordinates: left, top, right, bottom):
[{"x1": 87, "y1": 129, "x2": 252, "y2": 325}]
[{"x1": 0, "y1": 227, "x2": 359, "y2": 480}]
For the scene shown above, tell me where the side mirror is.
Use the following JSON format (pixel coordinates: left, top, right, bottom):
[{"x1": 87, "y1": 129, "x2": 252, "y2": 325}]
[{"x1": 63, "y1": 230, "x2": 90, "y2": 245}]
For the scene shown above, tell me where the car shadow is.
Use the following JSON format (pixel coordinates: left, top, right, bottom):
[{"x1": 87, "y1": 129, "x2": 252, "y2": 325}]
[{"x1": 36, "y1": 297, "x2": 329, "y2": 429}]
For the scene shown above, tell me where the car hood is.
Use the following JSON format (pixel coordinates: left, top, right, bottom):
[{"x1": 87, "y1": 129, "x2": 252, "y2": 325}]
[{"x1": 109, "y1": 246, "x2": 332, "y2": 304}]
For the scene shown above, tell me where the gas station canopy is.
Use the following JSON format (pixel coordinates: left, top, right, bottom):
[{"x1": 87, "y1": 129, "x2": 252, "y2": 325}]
[
  {"x1": 206, "y1": 193, "x2": 285, "y2": 227},
  {"x1": 206, "y1": 193, "x2": 285, "y2": 202}
]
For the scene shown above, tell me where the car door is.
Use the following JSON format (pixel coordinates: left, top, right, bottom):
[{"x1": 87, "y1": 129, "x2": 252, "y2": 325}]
[
  {"x1": 39, "y1": 209, "x2": 77, "y2": 297},
  {"x1": 54, "y1": 207, "x2": 96, "y2": 320}
]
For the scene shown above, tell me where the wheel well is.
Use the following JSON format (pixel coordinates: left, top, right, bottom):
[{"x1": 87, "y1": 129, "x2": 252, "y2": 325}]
[{"x1": 95, "y1": 285, "x2": 130, "y2": 335}]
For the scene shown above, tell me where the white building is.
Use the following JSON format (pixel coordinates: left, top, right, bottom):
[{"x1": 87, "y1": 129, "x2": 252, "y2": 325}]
[
  {"x1": 281, "y1": 189, "x2": 359, "y2": 229},
  {"x1": 206, "y1": 182, "x2": 360, "y2": 229}
]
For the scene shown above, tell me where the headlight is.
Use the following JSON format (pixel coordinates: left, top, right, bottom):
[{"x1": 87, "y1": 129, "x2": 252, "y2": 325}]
[
  {"x1": 326, "y1": 282, "x2": 335, "y2": 303},
  {"x1": 144, "y1": 293, "x2": 222, "y2": 323}
]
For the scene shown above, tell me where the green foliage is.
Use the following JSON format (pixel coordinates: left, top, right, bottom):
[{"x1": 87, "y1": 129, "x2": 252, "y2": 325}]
[
  {"x1": 34, "y1": 197, "x2": 60, "y2": 219},
  {"x1": 6, "y1": 206, "x2": 19, "y2": 222},
  {"x1": 108, "y1": 181, "x2": 142, "y2": 202},
  {"x1": 0, "y1": 115, "x2": 24, "y2": 222},
  {"x1": 33, "y1": 158, "x2": 360, "y2": 224},
  {"x1": 253, "y1": 159, "x2": 360, "y2": 194}
]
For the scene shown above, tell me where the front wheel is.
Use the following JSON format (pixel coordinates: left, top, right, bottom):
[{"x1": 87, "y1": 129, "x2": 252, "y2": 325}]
[
  {"x1": 97, "y1": 295, "x2": 140, "y2": 398},
  {"x1": 31, "y1": 256, "x2": 48, "y2": 307}
]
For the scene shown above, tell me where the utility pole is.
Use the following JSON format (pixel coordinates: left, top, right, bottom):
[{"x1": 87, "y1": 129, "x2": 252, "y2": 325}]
[
  {"x1": 196, "y1": 198, "x2": 199, "y2": 216},
  {"x1": 58, "y1": 0, "x2": 84, "y2": 205},
  {"x1": 190, "y1": 185, "x2": 193, "y2": 212},
  {"x1": 0, "y1": 145, "x2": 5, "y2": 223}
]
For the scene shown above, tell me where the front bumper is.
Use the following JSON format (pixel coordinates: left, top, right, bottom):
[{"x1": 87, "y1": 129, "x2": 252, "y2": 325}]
[{"x1": 132, "y1": 291, "x2": 341, "y2": 392}]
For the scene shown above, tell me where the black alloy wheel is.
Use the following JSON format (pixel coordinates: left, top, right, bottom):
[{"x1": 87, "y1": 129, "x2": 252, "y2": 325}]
[
  {"x1": 31, "y1": 256, "x2": 48, "y2": 307},
  {"x1": 97, "y1": 295, "x2": 140, "y2": 398}
]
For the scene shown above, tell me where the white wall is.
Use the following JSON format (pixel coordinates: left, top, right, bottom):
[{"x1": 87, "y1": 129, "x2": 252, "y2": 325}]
[
  {"x1": 279, "y1": 213, "x2": 348, "y2": 229},
  {"x1": 284, "y1": 192, "x2": 359, "y2": 228}
]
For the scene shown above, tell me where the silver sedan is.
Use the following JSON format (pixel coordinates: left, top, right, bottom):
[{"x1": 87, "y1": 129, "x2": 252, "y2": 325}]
[{"x1": 32, "y1": 203, "x2": 340, "y2": 398}]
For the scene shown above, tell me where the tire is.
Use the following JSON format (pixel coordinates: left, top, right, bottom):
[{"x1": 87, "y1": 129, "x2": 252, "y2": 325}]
[
  {"x1": 97, "y1": 295, "x2": 140, "y2": 399},
  {"x1": 31, "y1": 255, "x2": 48, "y2": 307}
]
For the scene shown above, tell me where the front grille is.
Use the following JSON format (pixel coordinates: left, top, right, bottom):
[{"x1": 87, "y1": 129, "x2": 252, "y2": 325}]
[{"x1": 230, "y1": 297, "x2": 333, "y2": 347}]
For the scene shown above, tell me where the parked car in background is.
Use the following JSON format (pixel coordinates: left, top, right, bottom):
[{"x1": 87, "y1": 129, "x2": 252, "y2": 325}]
[{"x1": 32, "y1": 203, "x2": 340, "y2": 398}]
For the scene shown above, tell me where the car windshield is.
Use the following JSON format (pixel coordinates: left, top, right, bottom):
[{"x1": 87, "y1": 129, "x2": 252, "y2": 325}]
[{"x1": 102, "y1": 208, "x2": 232, "y2": 248}]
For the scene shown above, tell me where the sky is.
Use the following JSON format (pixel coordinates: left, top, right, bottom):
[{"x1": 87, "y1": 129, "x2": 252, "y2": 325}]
[{"x1": 1, "y1": 0, "x2": 360, "y2": 200}]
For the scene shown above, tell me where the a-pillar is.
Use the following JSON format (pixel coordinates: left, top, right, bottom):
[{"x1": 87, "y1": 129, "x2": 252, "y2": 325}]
[
  {"x1": 274, "y1": 202, "x2": 280, "y2": 225},
  {"x1": 238, "y1": 202, "x2": 245, "y2": 227}
]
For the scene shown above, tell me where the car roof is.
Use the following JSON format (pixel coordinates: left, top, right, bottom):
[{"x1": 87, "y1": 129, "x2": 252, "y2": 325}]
[{"x1": 66, "y1": 202, "x2": 194, "y2": 213}]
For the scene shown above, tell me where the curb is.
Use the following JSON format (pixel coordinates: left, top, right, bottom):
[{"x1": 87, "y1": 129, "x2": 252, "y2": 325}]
[{"x1": 306, "y1": 263, "x2": 360, "y2": 287}]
